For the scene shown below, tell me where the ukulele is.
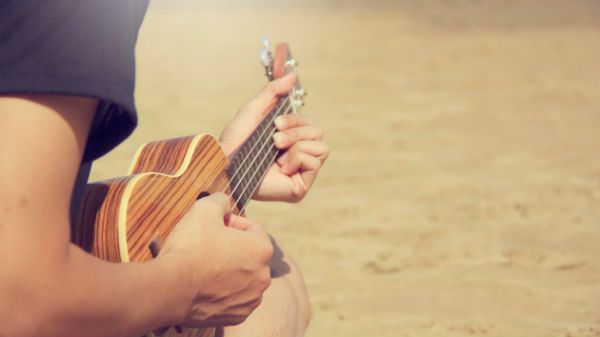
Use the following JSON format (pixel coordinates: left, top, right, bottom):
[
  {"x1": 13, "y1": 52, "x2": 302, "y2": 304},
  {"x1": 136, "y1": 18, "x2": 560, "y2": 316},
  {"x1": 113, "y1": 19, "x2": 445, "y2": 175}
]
[{"x1": 73, "y1": 39, "x2": 306, "y2": 337}]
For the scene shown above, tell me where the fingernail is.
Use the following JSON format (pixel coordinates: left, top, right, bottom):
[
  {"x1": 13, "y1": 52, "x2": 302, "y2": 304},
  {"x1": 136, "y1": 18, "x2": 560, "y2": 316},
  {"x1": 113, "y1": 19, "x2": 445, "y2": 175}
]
[
  {"x1": 273, "y1": 133, "x2": 287, "y2": 146},
  {"x1": 275, "y1": 116, "x2": 286, "y2": 129}
]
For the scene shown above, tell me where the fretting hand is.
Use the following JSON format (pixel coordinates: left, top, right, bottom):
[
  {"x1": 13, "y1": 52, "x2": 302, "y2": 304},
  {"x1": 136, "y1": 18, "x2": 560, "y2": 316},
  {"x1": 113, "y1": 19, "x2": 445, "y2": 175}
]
[{"x1": 219, "y1": 72, "x2": 329, "y2": 203}]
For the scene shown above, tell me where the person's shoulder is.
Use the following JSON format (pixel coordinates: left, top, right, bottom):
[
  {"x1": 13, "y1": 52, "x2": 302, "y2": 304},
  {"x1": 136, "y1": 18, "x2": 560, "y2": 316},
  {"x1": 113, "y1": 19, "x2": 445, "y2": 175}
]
[{"x1": 0, "y1": 0, "x2": 150, "y2": 162}]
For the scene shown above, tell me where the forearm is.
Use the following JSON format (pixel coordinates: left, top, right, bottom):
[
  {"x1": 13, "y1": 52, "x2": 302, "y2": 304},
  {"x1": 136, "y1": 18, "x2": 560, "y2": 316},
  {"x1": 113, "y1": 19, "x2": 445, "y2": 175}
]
[
  {"x1": 0, "y1": 95, "x2": 190, "y2": 337},
  {"x1": 1, "y1": 244, "x2": 190, "y2": 337}
]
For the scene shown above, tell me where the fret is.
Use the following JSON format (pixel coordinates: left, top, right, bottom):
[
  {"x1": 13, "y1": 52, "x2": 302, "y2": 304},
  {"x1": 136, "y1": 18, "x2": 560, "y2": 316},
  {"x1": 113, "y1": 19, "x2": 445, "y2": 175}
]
[{"x1": 249, "y1": 130, "x2": 258, "y2": 146}]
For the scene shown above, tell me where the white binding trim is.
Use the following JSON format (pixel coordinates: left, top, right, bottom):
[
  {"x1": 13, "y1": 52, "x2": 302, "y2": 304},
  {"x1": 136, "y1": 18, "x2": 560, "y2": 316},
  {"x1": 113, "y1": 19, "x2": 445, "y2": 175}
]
[
  {"x1": 117, "y1": 134, "x2": 208, "y2": 263},
  {"x1": 128, "y1": 142, "x2": 148, "y2": 174}
]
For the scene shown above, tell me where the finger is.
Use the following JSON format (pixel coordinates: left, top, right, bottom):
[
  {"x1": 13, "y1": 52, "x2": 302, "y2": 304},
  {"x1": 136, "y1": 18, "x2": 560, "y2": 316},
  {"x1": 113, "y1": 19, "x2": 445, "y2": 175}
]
[
  {"x1": 227, "y1": 216, "x2": 273, "y2": 260},
  {"x1": 226, "y1": 214, "x2": 268, "y2": 236},
  {"x1": 225, "y1": 214, "x2": 253, "y2": 230},
  {"x1": 283, "y1": 140, "x2": 330, "y2": 161},
  {"x1": 276, "y1": 140, "x2": 330, "y2": 168},
  {"x1": 273, "y1": 126, "x2": 323, "y2": 149},
  {"x1": 281, "y1": 152, "x2": 322, "y2": 176},
  {"x1": 274, "y1": 114, "x2": 313, "y2": 131},
  {"x1": 249, "y1": 72, "x2": 297, "y2": 114},
  {"x1": 266, "y1": 72, "x2": 297, "y2": 97},
  {"x1": 195, "y1": 192, "x2": 231, "y2": 219}
]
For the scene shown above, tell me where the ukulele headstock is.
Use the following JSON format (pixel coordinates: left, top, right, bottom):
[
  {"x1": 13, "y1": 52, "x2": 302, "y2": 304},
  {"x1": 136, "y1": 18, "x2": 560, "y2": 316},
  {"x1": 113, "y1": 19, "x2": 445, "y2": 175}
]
[{"x1": 260, "y1": 37, "x2": 306, "y2": 112}]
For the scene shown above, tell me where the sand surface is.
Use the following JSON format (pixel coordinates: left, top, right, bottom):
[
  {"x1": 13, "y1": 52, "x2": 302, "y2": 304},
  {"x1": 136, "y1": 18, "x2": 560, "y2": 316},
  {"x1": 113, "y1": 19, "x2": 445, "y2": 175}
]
[{"x1": 90, "y1": 1, "x2": 600, "y2": 336}]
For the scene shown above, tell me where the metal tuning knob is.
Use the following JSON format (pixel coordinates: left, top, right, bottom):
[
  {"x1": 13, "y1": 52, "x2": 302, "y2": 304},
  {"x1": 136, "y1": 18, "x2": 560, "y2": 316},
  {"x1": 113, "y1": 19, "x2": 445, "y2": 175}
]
[
  {"x1": 295, "y1": 88, "x2": 306, "y2": 97},
  {"x1": 259, "y1": 37, "x2": 274, "y2": 80},
  {"x1": 290, "y1": 87, "x2": 306, "y2": 111},
  {"x1": 293, "y1": 99, "x2": 305, "y2": 107},
  {"x1": 285, "y1": 58, "x2": 298, "y2": 72}
]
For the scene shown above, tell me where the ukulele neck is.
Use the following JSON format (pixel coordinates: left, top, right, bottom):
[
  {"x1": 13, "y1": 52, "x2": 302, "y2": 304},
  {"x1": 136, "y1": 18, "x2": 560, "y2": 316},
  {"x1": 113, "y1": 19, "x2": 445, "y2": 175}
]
[
  {"x1": 227, "y1": 95, "x2": 297, "y2": 212},
  {"x1": 227, "y1": 40, "x2": 305, "y2": 213}
]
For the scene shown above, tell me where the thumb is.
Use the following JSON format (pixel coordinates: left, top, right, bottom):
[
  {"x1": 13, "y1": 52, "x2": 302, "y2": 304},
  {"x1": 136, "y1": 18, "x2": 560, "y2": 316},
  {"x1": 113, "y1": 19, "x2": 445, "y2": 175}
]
[
  {"x1": 249, "y1": 72, "x2": 298, "y2": 113},
  {"x1": 267, "y1": 72, "x2": 297, "y2": 96},
  {"x1": 195, "y1": 192, "x2": 231, "y2": 220}
]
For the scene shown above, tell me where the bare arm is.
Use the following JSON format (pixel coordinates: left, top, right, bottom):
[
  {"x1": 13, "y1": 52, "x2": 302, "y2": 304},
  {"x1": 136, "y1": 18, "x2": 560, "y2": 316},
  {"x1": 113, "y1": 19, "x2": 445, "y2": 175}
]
[
  {"x1": 0, "y1": 95, "x2": 189, "y2": 337},
  {"x1": 0, "y1": 95, "x2": 273, "y2": 337}
]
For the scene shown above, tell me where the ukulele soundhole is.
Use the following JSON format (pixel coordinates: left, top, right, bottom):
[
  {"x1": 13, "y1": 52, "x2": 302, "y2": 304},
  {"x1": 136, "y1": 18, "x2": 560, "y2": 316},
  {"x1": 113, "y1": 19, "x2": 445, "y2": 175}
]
[{"x1": 197, "y1": 191, "x2": 210, "y2": 200}]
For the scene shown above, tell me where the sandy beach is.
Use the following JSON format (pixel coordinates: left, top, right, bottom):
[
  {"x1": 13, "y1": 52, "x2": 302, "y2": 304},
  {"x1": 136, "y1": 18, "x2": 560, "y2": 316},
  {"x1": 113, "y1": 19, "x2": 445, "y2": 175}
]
[{"x1": 90, "y1": 1, "x2": 600, "y2": 336}]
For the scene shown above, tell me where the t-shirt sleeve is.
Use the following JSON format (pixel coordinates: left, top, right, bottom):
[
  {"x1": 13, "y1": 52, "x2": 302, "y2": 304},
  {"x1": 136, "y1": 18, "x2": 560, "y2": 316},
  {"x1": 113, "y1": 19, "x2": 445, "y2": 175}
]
[{"x1": 0, "y1": 0, "x2": 149, "y2": 162}]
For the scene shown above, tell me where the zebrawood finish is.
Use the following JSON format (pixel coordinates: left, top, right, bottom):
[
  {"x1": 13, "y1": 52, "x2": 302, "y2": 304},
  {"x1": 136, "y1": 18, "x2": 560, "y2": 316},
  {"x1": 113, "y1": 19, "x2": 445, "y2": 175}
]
[{"x1": 75, "y1": 134, "x2": 234, "y2": 263}]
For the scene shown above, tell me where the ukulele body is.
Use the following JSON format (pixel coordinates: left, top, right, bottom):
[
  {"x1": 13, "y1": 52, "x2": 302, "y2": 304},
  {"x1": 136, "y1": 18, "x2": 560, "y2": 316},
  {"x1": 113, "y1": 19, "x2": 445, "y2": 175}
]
[{"x1": 74, "y1": 134, "x2": 233, "y2": 264}]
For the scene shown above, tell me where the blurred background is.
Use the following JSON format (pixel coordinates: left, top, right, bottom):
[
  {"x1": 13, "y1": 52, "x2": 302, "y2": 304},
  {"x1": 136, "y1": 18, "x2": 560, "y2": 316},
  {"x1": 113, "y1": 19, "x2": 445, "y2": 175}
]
[{"x1": 91, "y1": 1, "x2": 600, "y2": 336}]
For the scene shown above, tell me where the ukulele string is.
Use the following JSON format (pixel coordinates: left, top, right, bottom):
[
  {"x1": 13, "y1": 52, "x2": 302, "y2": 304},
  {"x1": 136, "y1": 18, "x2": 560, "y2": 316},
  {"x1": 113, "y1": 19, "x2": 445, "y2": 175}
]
[
  {"x1": 229, "y1": 103, "x2": 294, "y2": 209},
  {"x1": 236, "y1": 143, "x2": 281, "y2": 214},
  {"x1": 227, "y1": 101, "x2": 290, "y2": 202},
  {"x1": 229, "y1": 105, "x2": 295, "y2": 213},
  {"x1": 228, "y1": 95, "x2": 291, "y2": 183},
  {"x1": 232, "y1": 130, "x2": 282, "y2": 214},
  {"x1": 228, "y1": 97, "x2": 292, "y2": 197}
]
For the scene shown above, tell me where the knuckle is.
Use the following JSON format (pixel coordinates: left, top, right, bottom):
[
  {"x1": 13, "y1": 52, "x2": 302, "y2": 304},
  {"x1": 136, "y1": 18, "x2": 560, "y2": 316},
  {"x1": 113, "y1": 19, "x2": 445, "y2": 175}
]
[
  {"x1": 323, "y1": 142, "x2": 331, "y2": 155},
  {"x1": 320, "y1": 145, "x2": 331, "y2": 159},
  {"x1": 312, "y1": 159, "x2": 323, "y2": 171},
  {"x1": 262, "y1": 271, "x2": 272, "y2": 288},
  {"x1": 236, "y1": 305, "x2": 253, "y2": 319},
  {"x1": 288, "y1": 144, "x2": 301, "y2": 157},
  {"x1": 260, "y1": 240, "x2": 274, "y2": 260},
  {"x1": 315, "y1": 127, "x2": 324, "y2": 139},
  {"x1": 229, "y1": 315, "x2": 246, "y2": 326},
  {"x1": 312, "y1": 152, "x2": 323, "y2": 164},
  {"x1": 253, "y1": 296, "x2": 264, "y2": 310},
  {"x1": 300, "y1": 152, "x2": 313, "y2": 163},
  {"x1": 243, "y1": 305, "x2": 256, "y2": 319},
  {"x1": 286, "y1": 129, "x2": 298, "y2": 142},
  {"x1": 289, "y1": 188, "x2": 306, "y2": 203}
]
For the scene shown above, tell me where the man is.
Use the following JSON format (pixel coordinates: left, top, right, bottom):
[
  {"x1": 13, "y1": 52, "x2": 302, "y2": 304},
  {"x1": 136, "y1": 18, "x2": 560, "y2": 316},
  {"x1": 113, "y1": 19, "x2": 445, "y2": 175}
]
[{"x1": 0, "y1": 1, "x2": 329, "y2": 337}]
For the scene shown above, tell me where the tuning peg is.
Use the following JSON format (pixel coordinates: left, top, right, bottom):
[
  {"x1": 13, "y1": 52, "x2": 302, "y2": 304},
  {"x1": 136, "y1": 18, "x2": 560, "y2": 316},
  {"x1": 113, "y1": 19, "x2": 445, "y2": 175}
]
[
  {"x1": 286, "y1": 59, "x2": 298, "y2": 67},
  {"x1": 259, "y1": 36, "x2": 274, "y2": 80},
  {"x1": 285, "y1": 59, "x2": 298, "y2": 75},
  {"x1": 292, "y1": 98, "x2": 305, "y2": 108},
  {"x1": 295, "y1": 88, "x2": 306, "y2": 97},
  {"x1": 262, "y1": 36, "x2": 271, "y2": 50},
  {"x1": 260, "y1": 49, "x2": 271, "y2": 68}
]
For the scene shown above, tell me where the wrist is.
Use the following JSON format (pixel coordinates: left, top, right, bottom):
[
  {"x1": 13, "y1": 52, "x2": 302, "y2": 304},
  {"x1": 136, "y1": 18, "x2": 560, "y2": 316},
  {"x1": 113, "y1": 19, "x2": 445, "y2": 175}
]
[{"x1": 152, "y1": 252, "x2": 196, "y2": 325}]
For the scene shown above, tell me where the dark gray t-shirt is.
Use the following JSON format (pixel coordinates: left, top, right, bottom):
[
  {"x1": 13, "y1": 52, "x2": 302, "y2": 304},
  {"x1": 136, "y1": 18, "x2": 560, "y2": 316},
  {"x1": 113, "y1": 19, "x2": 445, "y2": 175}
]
[{"x1": 0, "y1": 0, "x2": 149, "y2": 224}]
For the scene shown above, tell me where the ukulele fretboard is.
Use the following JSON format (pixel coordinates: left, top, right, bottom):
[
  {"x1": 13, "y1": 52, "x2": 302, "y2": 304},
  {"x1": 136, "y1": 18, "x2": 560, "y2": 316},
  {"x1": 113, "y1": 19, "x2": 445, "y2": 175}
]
[{"x1": 227, "y1": 96, "x2": 295, "y2": 212}]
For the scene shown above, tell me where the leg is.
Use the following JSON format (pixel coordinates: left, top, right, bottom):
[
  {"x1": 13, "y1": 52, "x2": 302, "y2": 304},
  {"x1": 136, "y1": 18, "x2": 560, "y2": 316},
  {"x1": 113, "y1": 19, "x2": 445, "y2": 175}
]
[{"x1": 222, "y1": 238, "x2": 310, "y2": 337}]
